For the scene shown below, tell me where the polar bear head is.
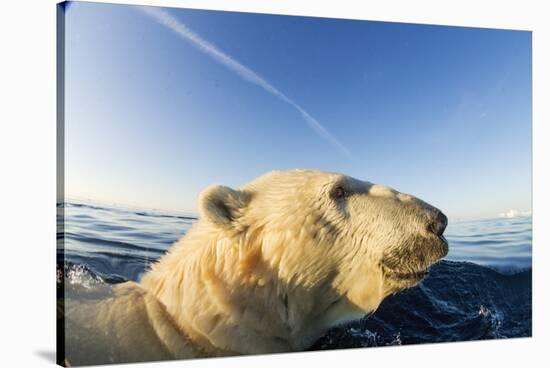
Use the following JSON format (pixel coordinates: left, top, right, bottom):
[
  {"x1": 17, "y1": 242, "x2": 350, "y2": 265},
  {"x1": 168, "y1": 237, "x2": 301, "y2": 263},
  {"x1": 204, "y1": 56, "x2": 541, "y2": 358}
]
[{"x1": 195, "y1": 169, "x2": 448, "y2": 349}]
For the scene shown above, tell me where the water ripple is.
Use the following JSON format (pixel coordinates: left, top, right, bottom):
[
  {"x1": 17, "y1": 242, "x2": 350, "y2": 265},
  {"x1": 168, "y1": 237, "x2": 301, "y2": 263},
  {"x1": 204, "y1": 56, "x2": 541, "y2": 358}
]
[{"x1": 57, "y1": 200, "x2": 532, "y2": 347}]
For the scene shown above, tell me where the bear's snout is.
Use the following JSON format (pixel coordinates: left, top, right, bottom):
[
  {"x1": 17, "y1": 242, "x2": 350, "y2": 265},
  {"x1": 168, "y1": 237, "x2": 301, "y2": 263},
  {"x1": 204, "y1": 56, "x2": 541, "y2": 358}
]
[{"x1": 426, "y1": 209, "x2": 448, "y2": 236}]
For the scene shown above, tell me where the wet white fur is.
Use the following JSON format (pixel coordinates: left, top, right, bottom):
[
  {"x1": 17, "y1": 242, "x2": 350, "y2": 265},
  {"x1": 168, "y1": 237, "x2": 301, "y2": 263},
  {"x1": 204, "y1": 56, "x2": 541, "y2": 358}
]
[{"x1": 64, "y1": 169, "x2": 445, "y2": 364}]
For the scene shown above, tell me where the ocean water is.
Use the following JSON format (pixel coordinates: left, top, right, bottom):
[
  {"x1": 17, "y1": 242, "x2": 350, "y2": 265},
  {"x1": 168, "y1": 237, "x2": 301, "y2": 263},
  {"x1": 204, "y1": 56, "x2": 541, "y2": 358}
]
[{"x1": 57, "y1": 200, "x2": 532, "y2": 350}]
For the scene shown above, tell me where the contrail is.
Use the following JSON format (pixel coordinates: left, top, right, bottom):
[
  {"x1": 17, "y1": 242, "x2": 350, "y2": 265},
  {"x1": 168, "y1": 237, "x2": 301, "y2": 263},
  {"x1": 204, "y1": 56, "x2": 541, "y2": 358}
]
[{"x1": 138, "y1": 6, "x2": 351, "y2": 157}]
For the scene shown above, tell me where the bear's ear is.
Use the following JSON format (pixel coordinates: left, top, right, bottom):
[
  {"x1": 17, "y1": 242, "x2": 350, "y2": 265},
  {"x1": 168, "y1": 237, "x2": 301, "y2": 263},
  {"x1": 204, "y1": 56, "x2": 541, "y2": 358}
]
[{"x1": 198, "y1": 185, "x2": 251, "y2": 228}]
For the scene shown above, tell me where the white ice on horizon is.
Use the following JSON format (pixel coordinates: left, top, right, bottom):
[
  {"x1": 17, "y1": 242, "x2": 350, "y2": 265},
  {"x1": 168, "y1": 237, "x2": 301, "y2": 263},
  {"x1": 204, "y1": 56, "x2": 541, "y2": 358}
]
[{"x1": 498, "y1": 209, "x2": 532, "y2": 218}]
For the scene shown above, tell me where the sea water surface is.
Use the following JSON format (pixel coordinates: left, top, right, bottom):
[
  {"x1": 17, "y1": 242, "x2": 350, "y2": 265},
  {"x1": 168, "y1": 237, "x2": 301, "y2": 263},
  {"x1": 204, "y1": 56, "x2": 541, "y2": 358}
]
[{"x1": 57, "y1": 200, "x2": 532, "y2": 349}]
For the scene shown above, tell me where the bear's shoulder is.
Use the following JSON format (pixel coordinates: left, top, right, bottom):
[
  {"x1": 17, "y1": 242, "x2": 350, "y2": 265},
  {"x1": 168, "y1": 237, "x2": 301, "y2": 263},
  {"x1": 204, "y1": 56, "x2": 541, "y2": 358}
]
[{"x1": 64, "y1": 282, "x2": 208, "y2": 365}]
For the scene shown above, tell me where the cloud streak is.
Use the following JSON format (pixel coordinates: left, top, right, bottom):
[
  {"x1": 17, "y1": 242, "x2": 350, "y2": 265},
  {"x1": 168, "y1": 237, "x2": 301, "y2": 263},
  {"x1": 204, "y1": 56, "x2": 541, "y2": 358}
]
[{"x1": 138, "y1": 6, "x2": 351, "y2": 157}]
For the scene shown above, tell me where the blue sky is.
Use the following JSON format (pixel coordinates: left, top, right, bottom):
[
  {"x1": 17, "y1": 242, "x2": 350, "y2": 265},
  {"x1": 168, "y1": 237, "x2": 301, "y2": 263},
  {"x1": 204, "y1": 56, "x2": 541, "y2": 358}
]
[{"x1": 63, "y1": 2, "x2": 531, "y2": 219}]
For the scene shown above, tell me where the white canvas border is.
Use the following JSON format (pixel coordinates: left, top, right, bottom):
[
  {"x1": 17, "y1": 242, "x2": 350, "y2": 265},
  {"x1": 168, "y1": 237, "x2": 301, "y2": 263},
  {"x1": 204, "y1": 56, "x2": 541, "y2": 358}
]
[{"x1": 1, "y1": 0, "x2": 548, "y2": 367}]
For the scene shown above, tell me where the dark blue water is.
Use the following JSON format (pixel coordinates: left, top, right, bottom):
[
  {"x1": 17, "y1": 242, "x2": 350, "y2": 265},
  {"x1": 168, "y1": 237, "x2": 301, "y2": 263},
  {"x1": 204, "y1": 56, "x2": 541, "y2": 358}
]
[{"x1": 57, "y1": 201, "x2": 532, "y2": 348}]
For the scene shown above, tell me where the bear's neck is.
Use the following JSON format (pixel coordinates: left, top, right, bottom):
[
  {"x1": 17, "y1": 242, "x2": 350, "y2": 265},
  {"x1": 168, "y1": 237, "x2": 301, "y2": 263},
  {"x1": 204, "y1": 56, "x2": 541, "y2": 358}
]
[
  {"x1": 139, "y1": 227, "x2": 297, "y2": 355},
  {"x1": 139, "y1": 225, "x2": 379, "y2": 355}
]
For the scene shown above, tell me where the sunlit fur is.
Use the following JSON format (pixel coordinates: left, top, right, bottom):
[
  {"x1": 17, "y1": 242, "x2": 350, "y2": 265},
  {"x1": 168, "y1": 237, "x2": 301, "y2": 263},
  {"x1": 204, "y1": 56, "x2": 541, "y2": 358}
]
[{"x1": 64, "y1": 169, "x2": 448, "y2": 364}]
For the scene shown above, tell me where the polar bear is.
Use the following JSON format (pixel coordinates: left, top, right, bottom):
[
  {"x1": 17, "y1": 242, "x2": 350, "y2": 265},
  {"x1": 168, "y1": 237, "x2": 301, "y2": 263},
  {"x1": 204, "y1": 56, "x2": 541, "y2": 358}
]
[{"x1": 63, "y1": 169, "x2": 448, "y2": 365}]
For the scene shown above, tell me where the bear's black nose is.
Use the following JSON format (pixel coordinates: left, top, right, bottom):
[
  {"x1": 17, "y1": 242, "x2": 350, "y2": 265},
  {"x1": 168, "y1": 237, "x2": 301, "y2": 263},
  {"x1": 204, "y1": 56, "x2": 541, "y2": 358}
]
[{"x1": 428, "y1": 210, "x2": 448, "y2": 236}]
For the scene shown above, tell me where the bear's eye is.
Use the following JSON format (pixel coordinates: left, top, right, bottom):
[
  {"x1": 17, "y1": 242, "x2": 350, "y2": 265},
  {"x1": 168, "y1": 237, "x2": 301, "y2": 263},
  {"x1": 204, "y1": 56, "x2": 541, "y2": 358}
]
[{"x1": 332, "y1": 186, "x2": 347, "y2": 199}]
